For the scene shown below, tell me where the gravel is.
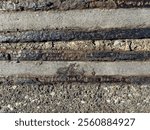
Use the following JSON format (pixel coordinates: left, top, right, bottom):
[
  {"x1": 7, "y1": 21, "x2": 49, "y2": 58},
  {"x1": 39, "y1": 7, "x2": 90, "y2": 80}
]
[
  {"x1": 0, "y1": 83, "x2": 149, "y2": 113},
  {"x1": 1, "y1": 39, "x2": 150, "y2": 51},
  {"x1": 0, "y1": 0, "x2": 150, "y2": 11}
]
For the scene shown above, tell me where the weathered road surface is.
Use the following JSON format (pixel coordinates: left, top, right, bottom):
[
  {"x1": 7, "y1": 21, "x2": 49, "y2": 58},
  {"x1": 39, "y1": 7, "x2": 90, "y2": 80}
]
[
  {"x1": 0, "y1": 9, "x2": 150, "y2": 32},
  {"x1": 0, "y1": 1, "x2": 150, "y2": 113},
  {"x1": 0, "y1": 61, "x2": 150, "y2": 77}
]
